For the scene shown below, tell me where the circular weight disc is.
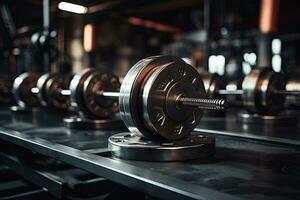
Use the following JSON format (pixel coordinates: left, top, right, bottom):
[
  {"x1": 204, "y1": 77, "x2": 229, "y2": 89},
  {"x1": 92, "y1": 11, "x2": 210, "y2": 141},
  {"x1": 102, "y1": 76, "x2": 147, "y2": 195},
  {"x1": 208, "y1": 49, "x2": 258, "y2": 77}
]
[
  {"x1": 142, "y1": 62, "x2": 206, "y2": 140},
  {"x1": 108, "y1": 132, "x2": 215, "y2": 161},
  {"x1": 242, "y1": 68, "x2": 285, "y2": 115},
  {"x1": 119, "y1": 56, "x2": 190, "y2": 140},
  {"x1": 69, "y1": 68, "x2": 100, "y2": 118},
  {"x1": 83, "y1": 70, "x2": 120, "y2": 118},
  {"x1": 44, "y1": 73, "x2": 73, "y2": 110},
  {"x1": 36, "y1": 73, "x2": 53, "y2": 106},
  {"x1": 237, "y1": 112, "x2": 297, "y2": 126},
  {"x1": 63, "y1": 115, "x2": 124, "y2": 130},
  {"x1": 201, "y1": 73, "x2": 225, "y2": 98},
  {"x1": 12, "y1": 73, "x2": 41, "y2": 107}
]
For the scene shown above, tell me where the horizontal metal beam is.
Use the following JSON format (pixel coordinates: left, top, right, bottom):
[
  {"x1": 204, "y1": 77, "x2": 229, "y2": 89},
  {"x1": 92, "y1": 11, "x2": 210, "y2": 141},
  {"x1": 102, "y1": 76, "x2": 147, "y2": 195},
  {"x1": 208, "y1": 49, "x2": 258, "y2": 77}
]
[{"x1": 0, "y1": 127, "x2": 241, "y2": 200}]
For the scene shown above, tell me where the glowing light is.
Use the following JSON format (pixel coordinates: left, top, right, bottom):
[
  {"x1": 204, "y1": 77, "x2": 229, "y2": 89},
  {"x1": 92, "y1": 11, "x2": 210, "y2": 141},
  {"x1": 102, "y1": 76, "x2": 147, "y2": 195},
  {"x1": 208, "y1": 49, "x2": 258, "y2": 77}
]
[
  {"x1": 272, "y1": 55, "x2": 281, "y2": 72},
  {"x1": 272, "y1": 38, "x2": 281, "y2": 54},
  {"x1": 58, "y1": 2, "x2": 88, "y2": 14},
  {"x1": 127, "y1": 17, "x2": 181, "y2": 33},
  {"x1": 208, "y1": 55, "x2": 225, "y2": 75},
  {"x1": 84, "y1": 24, "x2": 94, "y2": 52}
]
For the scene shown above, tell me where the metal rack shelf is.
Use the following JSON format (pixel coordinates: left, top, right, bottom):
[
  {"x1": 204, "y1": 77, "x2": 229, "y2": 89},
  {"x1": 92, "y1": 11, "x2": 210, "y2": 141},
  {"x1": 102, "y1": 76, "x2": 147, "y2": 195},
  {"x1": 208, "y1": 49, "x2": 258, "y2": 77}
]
[{"x1": 0, "y1": 109, "x2": 299, "y2": 200}]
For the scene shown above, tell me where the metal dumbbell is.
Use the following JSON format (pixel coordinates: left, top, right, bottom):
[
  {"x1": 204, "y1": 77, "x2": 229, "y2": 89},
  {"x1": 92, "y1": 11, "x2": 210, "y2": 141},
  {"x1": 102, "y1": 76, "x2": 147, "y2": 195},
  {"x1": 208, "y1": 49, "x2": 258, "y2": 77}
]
[
  {"x1": 65, "y1": 56, "x2": 227, "y2": 140},
  {"x1": 12, "y1": 72, "x2": 73, "y2": 110},
  {"x1": 201, "y1": 68, "x2": 300, "y2": 116},
  {"x1": 108, "y1": 55, "x2": 228, "y2": 161},
  {"x1": 12, "y1": 73, "x2": 41, "y2": 108}
]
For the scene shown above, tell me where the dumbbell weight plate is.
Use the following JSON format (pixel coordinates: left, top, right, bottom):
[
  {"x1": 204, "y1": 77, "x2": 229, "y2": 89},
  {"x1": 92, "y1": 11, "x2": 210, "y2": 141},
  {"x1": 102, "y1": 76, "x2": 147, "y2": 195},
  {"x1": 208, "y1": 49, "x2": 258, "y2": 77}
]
[
  {"x1": 201, "y1": 73, "x2": 226, "y2": 98},
  {"x1": 70, "y1": 68, "x2": 120, "y2": 119},
  {"x1": 142, "y1": 61, "x2": 206, "y2": 140},
  {"x1": 119, "y1": 56, "x2": 205, "y2": 140},
  {"x1": 45, "y1": 74, "x2": 73, "y2": 110},
  {"x1": 12, "y1": 73, "x2": 41, "y2": 107},
  {"x1": 36, "y1": 73, "x2": 53, "y2": 106},
  {"x1": 242, "y1": 68, "x2": 285, "y2": 115},
  {"x1": 83, "y1": 70, "x2": 120, "y2": 118}
]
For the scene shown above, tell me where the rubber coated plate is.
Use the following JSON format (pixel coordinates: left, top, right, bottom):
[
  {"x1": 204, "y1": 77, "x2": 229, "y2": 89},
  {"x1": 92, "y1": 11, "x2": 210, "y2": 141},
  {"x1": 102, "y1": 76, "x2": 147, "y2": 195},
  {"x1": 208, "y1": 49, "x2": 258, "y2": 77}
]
[
  {"x1": 83, "y1": 70, "x2": 120, "y2": 118},
  {"x1": 45, "y1": 73, "x2": 73, "y2": 109},
  {"x1": 70, "y1": 68, "x2": 120, "y2": 119}
]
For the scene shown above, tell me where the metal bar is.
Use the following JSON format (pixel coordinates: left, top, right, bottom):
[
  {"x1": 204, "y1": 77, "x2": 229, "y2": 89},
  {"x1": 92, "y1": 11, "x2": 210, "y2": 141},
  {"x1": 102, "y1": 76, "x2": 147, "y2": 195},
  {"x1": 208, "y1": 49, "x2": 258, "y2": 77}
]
[
  {"x1": 195, "y1": 128, "x2": 300, "y2": 147},
  {"x1": 180, "y1": 97, "x2": 228, "y2": 110},
  {"x1": 98, "y1": 91, "x2": 119, "y2": 98},
  {"x1": 1, "y1": 189, "x2": 48, "y2": 200},
  {"x1": 0, "y1": 152, "x2": 66, "y2": 199},
  {"x1": 0, "y1": 128, "x2": 241, "y2": 200}
]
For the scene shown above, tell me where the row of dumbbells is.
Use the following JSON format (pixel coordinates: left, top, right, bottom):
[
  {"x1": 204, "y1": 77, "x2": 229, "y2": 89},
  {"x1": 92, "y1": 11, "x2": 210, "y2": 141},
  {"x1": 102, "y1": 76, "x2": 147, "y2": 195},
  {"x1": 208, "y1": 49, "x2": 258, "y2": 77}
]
[{"x1": 4, "y1": 55, "x2": 300, "y2": 161}]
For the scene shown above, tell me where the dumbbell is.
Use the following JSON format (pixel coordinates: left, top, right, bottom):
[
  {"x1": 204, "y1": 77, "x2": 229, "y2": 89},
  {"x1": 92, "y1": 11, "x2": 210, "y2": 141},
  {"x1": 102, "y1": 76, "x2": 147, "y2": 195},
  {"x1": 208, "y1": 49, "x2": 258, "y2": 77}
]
[
  {"x1": 200, "y1": 68, "x2": 300, "y2": 116},
  {"x1": 59, "y1": 56, "x2": 226, "y2": 140},
  {"x1": 102, "y1": 55, "x2": 230, "y2": 161},
  {"x1": 12, "y1": 72, "x2": 73, "y2": 110},
  {"x1": 201, "y1": 73, "x2": 226, "y2": 99},
  {"x1": 74, "y1": 56, "x2": 227, "y2": 140}
]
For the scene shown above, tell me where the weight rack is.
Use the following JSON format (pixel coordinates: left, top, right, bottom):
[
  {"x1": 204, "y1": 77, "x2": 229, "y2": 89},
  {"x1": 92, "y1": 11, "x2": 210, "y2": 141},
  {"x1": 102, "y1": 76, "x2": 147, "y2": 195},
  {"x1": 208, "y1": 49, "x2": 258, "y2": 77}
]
[{"x1": 0, "y1": 108, "x2": 299, "y2": 200}]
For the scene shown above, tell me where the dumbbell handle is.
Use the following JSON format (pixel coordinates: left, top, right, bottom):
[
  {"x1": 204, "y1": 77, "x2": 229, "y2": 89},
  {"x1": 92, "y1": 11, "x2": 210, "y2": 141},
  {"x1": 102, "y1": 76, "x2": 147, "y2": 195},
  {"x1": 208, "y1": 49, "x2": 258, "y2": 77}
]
[
  {"x1": 101, "y1": 92, "x2": 228, "y2": 111},
  {"x1": 218, "y1": 89, "x2": 300, "y2": 96},
  {"x1": 32, "y1": 87, "x2": 228, "y2": 110}
]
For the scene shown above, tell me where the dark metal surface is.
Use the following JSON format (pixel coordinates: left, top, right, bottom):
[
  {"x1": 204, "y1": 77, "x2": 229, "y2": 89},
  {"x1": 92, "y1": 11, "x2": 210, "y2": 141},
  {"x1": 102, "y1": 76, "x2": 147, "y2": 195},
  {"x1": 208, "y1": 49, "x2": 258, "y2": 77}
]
[
  {"x1": 197, "y1": 109, "x2": 300, "y2": 147},
  {"x1": 0, "y1": 109, "x2": 299, "y2": 200},
  {"x1": 63, "y1": 115, "x2": 125, "y2": 130}
]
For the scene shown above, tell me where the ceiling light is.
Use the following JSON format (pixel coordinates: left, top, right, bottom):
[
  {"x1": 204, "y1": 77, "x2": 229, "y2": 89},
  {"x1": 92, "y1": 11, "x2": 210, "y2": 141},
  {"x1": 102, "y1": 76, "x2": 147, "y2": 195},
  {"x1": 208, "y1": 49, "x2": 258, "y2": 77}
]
[{"x1": 58, "y1": 2, "x2": 88, "y2": 14}]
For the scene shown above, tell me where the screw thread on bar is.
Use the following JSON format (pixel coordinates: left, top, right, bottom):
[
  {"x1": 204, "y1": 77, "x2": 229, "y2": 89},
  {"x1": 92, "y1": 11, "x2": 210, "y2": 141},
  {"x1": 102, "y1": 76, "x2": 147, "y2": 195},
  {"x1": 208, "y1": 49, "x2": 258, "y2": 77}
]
[{"x1": 179, "y1": 97, "x2": 228, "y2": 110}]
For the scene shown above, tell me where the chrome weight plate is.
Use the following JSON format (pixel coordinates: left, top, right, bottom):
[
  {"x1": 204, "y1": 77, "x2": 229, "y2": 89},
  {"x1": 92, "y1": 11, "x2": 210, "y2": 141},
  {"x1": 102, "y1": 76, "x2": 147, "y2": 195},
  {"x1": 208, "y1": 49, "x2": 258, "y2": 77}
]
[
  {"x1": 12, "y1": 73, "x2": 41, "y2": 107},
  {"x1": 44, "y1": 74, "x2": 73, "y2": 110},
  {"x1": 70, "y1": 68, "x2": 120, "y2": 119},
  {"x1": 142, "y1": 61, "x2": 206, "y2": 140},
  {"x1": 109, "y1": 132, "x2": 215, "y2": 161},
  {"x1": 36, "y1": 73, "x2": 53, "y2": 106},
  {"x1": 201, "y1": 73, "x2": 225, "y2": 98},
  {"x1": 119, "y1": 56, "x2": 187, "y2": 140},
  {"x1": 242, "y1": 68, "x2": 285, "y2": 115},
  {"x1": 83, "y1": 70, "x2": 120, "y2": 118},
  {"x1": 70, "y1": 68, "x2": 96, "y2": 117}
]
